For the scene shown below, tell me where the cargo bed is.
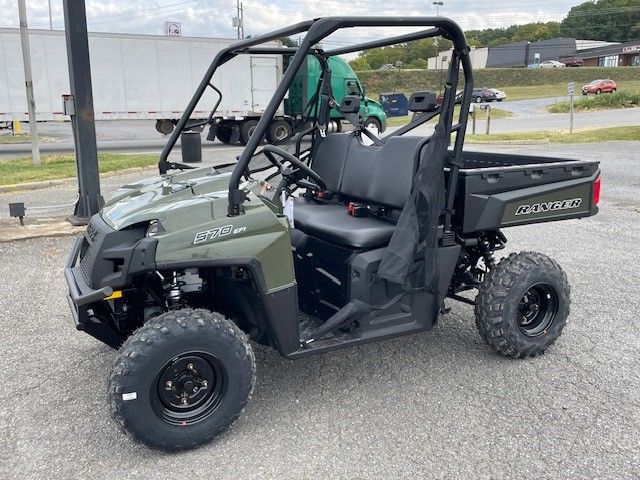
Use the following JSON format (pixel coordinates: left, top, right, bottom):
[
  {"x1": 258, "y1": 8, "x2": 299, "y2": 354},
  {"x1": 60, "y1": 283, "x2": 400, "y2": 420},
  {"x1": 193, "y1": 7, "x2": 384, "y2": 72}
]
[{"x1": 450, "y1": 151, "x2": 600, "y2": 234}]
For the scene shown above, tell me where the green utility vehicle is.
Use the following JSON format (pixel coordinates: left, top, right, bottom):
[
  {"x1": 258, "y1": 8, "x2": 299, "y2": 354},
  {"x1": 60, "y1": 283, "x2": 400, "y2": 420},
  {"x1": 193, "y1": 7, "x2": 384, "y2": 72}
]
[{"x1": 65, "y1": 17, "x2": 600, "y2": 451}]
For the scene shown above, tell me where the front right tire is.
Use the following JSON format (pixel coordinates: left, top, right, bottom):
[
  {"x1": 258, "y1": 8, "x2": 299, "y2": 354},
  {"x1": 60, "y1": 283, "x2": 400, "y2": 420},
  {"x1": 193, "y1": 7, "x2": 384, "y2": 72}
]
[
  {"x1": 474, "y1": 252, "x2": 570, "y2": 358},
  {"x1": 109, "y1": 309, "x2": 255, "y2": 451}
]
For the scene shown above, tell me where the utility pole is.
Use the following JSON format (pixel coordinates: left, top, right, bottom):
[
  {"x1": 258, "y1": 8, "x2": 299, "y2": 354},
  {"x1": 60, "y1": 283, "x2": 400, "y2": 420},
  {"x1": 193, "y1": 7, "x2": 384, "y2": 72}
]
[
  {"x1": 48, "y1": 0, "x2": 53, "y2": 30},
  {"x1": 18, "y1": 0, "x2": 41, "y2": 165},
  {"x1": 63, "y1": 0, "x2": 102, "y2": 224},
  {"x1": 234, "y1": 0, "x2": 244, "y2": 39}
]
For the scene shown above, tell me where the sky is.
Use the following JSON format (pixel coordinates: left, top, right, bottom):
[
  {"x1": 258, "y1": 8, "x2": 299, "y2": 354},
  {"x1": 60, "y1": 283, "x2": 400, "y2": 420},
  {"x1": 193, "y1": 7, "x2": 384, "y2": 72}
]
[{"x1": 0, "y1": 0, "x2": 588, "y2": 47}]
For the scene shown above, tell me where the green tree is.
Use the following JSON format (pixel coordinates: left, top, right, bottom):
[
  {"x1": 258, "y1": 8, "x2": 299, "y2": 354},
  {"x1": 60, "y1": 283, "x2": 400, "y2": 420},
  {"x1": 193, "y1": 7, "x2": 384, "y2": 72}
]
[
  {"x1": 560, "y1": 0, "x2": 640, "y2": 41},
  {"x1": 349, "y1": 57, "x2": 372, "y2": 71},
  {"x1": 279, "y1": 36, "x2": 300, "y2": 47}
]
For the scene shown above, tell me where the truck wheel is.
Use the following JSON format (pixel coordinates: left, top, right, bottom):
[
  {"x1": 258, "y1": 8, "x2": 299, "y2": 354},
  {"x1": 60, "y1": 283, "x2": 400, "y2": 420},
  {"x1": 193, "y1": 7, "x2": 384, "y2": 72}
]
[
  {"x1": 266, "y1": 119, "x2": 293, "y2": 144},
  {"x1": 364, "y1": 117, "x2": 381, "y2": 134},
  {"x1": 240, "y1": 119, "x2": 259, "y2": 146},
  {"x1": 155, "y1": 119, "x2": 174, "y2": 135},
  {"x1": 474, "y1": 252, "x2": 570, "y2": 359},
  {"x1": 216, "y1": 122, "x2": 240, "y2": 144},
  {"x1": 109, "y1": 309, "x2": 255, "y2": 451}
]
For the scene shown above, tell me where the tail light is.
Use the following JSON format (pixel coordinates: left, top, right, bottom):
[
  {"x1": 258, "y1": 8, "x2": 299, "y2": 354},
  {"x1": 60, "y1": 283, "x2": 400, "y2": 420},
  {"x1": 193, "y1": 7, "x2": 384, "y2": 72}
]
[{"x1": 593, "y1": 176, "x2": 601, "y2": 205}]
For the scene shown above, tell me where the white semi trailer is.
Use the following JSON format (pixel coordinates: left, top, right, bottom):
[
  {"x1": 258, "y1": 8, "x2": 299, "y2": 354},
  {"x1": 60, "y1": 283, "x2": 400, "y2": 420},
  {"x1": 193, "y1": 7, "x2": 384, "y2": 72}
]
[{"x1": 0, "y1": 28, "x2": 284, "y2": 143}]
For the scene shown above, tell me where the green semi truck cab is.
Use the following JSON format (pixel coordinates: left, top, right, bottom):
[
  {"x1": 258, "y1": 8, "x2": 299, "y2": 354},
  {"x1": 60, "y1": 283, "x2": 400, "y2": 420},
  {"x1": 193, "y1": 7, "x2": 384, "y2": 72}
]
[{"x1": 286, "y1": 55, "x2": 386, "y2": 133}]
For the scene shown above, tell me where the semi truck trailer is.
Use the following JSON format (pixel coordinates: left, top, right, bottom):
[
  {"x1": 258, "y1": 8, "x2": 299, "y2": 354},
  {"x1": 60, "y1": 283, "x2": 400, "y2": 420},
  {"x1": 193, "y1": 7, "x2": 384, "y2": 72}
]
[{"x1": 0, "y1": 28, "x2": 385, "y2": 144}]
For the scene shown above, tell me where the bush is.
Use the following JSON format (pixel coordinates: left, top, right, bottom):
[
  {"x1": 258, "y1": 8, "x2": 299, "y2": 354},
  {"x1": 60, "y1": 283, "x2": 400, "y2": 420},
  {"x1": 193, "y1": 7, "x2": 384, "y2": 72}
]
[
  {"x1": 548, "y1": 90, "x2": 640, "y2": 112},
  {"x1": 356, "y1": 66, "x2": 640, "y2": 94}
]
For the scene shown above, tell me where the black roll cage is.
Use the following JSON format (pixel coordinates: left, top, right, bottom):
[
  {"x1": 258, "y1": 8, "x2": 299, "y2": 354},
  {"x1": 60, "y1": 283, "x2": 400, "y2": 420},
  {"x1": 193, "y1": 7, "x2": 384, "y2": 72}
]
[{"x1": 158, "y1": 16, "x2": 473, "y2": 230}]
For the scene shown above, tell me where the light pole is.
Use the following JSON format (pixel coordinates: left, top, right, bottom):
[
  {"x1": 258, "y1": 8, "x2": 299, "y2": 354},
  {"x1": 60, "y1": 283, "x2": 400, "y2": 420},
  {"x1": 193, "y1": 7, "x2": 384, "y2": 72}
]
[
  {"x1": 433, "y1": 2, "x2": 444, "y2": 71},
  {"x1": 18, "y1": 0, "x2": 41, "y2": 165}
]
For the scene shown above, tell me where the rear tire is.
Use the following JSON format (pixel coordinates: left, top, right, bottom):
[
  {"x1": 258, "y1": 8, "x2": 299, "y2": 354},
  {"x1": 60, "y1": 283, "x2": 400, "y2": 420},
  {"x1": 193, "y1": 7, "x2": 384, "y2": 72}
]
[
  {"x1": 240, "y1": 119, "x2": 259, "y2": 146},
  {"x1": 266, "y1": 119, "x2": 293, "y2": 144},
  {"x1": 475, "y1": 96, "x2": 482, "y2": 103},
  {"x1": 596, "y1": 89, "x2": 602, "y2": 95},
  {"x1": 109, "y1": 309, "x2": 255, "y2": 451},
  {"x1": 474, "y1": 252, "x2": 570, "y2": 358},
  {"x1": 611, "y1": 88, "x2": 616, "y2": 94}
]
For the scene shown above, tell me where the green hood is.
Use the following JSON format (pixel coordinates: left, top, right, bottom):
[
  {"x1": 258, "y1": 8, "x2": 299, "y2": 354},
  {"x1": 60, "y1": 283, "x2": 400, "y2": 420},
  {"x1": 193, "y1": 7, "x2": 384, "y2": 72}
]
[{"x1": 101, "y1": 168, "x2": 236, "y2": 231}]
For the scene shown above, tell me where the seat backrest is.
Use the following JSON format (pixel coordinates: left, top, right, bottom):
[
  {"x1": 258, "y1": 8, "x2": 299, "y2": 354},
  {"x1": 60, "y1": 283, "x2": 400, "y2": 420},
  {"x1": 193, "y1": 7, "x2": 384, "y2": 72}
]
[
  {"x1": 311, "y1": 133, "x2": 422, "y2": 209},
  {"x1": 340, "y1": 136, "x2": 422, "y2": 209},
  {"x1": 311, "y1": 133, "x2": 353, "y2": 192}
]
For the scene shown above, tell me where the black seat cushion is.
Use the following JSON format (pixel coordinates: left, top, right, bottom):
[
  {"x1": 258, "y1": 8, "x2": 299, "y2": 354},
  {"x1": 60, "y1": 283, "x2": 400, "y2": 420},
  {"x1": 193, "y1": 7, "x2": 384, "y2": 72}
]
[{"x1": 294, "y1": 197, "x2": 395, "y2": 249}]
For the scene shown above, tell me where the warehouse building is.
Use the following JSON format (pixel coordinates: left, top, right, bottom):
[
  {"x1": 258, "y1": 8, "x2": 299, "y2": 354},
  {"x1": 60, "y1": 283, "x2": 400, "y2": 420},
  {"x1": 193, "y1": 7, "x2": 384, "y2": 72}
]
[{"x1": 572, "y1": 40, "x2": 640, "y2": 67}]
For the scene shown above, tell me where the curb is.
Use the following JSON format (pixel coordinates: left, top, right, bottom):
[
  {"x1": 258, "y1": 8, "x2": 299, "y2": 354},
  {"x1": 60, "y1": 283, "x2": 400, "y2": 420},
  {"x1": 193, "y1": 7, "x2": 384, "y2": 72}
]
[
  {"x1": 466, "y1": 139, "x2": 552, "y2": 145},
  {"x1": 0, "y1": 166, "x2": 154, "y2": 194},
  {"x1": 0, "y1": 217, "x2": 85, "y2": 243}
]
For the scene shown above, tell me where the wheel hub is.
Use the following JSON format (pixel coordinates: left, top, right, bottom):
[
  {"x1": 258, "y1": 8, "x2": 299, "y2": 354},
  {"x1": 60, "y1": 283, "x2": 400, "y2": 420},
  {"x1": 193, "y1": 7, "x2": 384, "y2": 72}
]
[
  {"x1": 517, "y1": 284, "x2": 558, "y2": 337},
  {"x1": 152, "y1": 352, "x2": 227, "y2": 425}
]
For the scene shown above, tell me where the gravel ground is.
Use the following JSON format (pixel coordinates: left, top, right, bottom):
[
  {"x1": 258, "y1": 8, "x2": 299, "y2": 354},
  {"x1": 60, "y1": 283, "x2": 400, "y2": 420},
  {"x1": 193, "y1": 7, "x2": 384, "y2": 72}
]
[{"x1": 0, "y1": 142, "x2": 639, "y2": 479}]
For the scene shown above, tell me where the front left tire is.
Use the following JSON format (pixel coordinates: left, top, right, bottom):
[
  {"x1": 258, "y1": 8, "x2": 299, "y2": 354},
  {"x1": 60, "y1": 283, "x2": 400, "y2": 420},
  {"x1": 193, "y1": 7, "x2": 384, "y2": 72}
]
[{"x1": 109, "y1": 309, "x2": 255, "y2": 451}]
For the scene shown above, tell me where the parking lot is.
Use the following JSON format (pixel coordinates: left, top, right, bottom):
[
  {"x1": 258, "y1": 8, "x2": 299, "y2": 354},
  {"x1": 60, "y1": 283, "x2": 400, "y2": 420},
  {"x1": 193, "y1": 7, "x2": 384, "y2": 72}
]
[{"x1": 0, "y1": 141, "x2": 638, "y2": 479}]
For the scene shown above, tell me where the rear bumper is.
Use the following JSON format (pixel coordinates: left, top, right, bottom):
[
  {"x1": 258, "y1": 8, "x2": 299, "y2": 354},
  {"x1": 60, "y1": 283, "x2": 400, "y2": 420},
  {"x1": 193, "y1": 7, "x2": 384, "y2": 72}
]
[{"x1": 64, "y1": 236, "x2": 124, "y2": 349}]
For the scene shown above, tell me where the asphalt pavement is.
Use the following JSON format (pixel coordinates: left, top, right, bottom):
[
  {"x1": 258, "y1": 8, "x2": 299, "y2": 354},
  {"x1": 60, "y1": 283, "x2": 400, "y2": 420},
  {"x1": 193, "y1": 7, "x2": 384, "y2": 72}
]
[
  {"x1": 0, "y1": 142, "x2": 638, "y2": 479},
  {"x1": 2, "y1": 101, "x2": 640, "y2": 159}
]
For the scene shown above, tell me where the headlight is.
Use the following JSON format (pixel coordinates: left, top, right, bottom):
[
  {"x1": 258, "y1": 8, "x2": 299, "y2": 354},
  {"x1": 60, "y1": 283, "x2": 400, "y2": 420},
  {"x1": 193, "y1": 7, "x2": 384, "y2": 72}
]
[{"x1": 146, "y1": 220, "x2": 165, "y2": 237}]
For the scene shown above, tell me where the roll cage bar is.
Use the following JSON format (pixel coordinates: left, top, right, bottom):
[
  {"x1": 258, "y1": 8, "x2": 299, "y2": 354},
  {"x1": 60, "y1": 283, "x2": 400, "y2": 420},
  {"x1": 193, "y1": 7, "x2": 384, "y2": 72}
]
[{"x1": 158, "y1": 16, "x2": 473, "y2": 229}]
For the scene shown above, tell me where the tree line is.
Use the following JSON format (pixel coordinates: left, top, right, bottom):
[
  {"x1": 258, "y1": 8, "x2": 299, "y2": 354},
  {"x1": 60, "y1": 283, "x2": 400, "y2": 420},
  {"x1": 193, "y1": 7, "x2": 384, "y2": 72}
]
[{"x1": 346, "y1": 0, "x2": 640, "y2": 70}]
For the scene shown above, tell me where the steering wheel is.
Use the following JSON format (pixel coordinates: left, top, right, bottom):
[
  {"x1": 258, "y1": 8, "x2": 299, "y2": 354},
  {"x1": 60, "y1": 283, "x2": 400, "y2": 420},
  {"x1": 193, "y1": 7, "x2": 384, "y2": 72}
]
[{"x1": 262, "y1": 144, "x2": 327, "y2": 192}]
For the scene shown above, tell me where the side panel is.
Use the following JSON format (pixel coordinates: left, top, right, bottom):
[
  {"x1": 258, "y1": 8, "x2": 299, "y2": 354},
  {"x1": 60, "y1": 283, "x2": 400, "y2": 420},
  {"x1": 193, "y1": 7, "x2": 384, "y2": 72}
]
[
  {"x1": 120, "y1": 38, "x2": 161, "y2": 113},
  {"x1": 0, "y1": 33, "x2": 14, "y2": 116},
  {"x1": 154, "y1": 197, "x2": 295, "y2": 291},
  {"x1": 156, "y1": 39, "x2": 194, "y2": 113},
  {"x1": 90, "y1": 37, "x2": 127, "y2": 114},
  {"x1": 250, "y1": 55, "x2": 281, "y2": 113},
  {"x1": 459, "y1": 160, "x2": 600, "y2": 233}
]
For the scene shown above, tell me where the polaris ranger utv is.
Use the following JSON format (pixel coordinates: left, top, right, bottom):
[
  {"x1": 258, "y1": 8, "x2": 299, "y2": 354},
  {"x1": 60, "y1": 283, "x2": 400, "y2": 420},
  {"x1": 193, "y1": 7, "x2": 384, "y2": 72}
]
[{"x1": 64, "y1": 17, "x2": 600, "y2": 451}]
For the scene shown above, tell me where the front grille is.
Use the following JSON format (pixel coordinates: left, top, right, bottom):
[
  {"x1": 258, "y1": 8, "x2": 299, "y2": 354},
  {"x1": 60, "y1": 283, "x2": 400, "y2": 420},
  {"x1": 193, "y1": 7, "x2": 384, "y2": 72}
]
[
  {"x1": 76, "y1": 214, "x2": 149, "y2": 289},
  {"x1": 78, "y1": 215, "x2": 114, "y2": 288}
]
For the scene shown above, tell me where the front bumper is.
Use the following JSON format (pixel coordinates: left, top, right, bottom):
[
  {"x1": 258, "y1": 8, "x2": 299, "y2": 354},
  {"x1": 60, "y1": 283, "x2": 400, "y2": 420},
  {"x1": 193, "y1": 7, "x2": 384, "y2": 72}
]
[
  {"x1": 64, "y1": 214, "x2": 157, "y2": 348},
  {"x1": 65, "y1": 237, "x2": 124, "y2": 348}
]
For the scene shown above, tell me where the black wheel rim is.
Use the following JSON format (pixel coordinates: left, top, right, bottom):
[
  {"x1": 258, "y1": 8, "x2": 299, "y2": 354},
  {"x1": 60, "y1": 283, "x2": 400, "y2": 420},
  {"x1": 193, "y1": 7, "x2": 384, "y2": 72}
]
[
  {"x1": 274, "y1": 125, "x2": 289, "y2": 141},
  {"x1": 517, "y1": 283, "x2": 558, "y2": 337},
  {"x1": 151, "y1": 351, "x2": 227, "y2": 426}
]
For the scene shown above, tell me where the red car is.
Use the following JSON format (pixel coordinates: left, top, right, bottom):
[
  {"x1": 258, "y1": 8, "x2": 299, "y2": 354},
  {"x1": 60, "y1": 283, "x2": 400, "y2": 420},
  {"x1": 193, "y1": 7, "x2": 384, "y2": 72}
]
[
  {"x1": 582, "y1": 79, "x2": 617, "y2": 95},
  {"x1": 561, "y1": 56, "x2": 584, "y2": 67}
]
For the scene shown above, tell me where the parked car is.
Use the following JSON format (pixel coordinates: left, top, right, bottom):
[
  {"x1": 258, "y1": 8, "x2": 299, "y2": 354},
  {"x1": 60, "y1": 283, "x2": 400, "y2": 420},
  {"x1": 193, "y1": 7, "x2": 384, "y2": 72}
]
[
  {"x1": 539, "y1": 60, "x2": 566, "y2": 68},
  {"x1": 561, "y1": 56, "x2": 584, "y2": 67},
  {"x1": 489, "y1": 88, "x2": 507, "y2": 101},
  {"x1": 436, "y1": 90, "x2": 461, "y2": 105},
  {"x1": 471, "y1": 87, "x2": 497, "y2": 103},
  {"x1": 438, "y1": 88, "x2": 500, "y2": 104},
  {"x1": 582, "y1": 79, "x2": 617, "y2": 95}
]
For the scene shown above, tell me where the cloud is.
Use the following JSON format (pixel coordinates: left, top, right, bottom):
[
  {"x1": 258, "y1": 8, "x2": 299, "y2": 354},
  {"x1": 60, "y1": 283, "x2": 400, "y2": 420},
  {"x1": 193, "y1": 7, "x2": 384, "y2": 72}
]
[{"x1": 1, "y1": 0, "x2": 583, "y2": 44}]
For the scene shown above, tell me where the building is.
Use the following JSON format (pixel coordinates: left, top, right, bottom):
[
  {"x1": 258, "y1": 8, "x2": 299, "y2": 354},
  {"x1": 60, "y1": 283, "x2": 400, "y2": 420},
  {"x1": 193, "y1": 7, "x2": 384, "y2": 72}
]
[
  {"x1": 427, "y1": 46, "x2": 487, "y2": 69},
  {"x1": 485, "y1": 38, "x2": 596, "y2": 68},
  {"x1": 572, "y1": 40, "x2": 640, "y2": 67}
]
